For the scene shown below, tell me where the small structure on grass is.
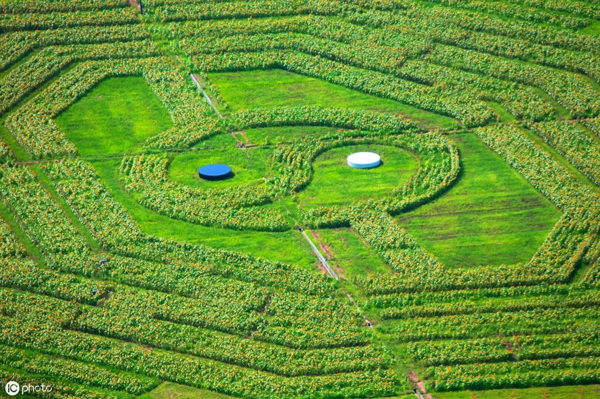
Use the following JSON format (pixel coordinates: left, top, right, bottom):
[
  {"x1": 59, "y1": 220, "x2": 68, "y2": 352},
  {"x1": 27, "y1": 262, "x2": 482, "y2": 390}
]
[
  {"x1": 198, "y1": 164, "x2": 232, "y2": 180},
  {"x1": 347, "y1": 152, "x2": 381, "y2": 169}
]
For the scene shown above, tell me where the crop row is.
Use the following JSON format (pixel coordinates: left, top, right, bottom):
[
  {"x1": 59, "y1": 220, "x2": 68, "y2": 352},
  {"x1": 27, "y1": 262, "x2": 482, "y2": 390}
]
[
  {"x1": 0, "y1": 25, "x2": 151, "y2": 72},
  {"x1": 392, "y1": 307, "x2": 600, "y2": 341},
  {"x1": 0, "y1": 257, "x2": 375, "y2": 374},
  {"x1": 1, "y1": 255, "x2": 370, "y2": 375},
  {"x1": 0, "y1": 344, "x2": 159, "y2": 395},
  {"x1": 231, "y1": 106, "x2": 416, "y2": 132},
  {"x1": 431, "y1": 356, "x2": 600, "y2": 391},
  {"x1": 0, "y1": 142, "x2": 13, "y2": 164},
  {"x1": 532, "y1": 121, "x2": 600, "y2": 186},
  {"x1": 408, "y1": 329, "x2": 600, "y2": 366},
  {"x1": 366, "y1": 283, "x2": 579, "y2": 309},
  {"x1": 0, "y1": 0, "x2": 127, "y2": 14},
  {"x1": 182, "y1": 32, "x2": 409, "y2": 77},
  {"x1": 380, "y1": 289, "x2": 600, "y2": 319},
  {"x1": 153, "y1": 0, "x2": 350, "y2": 23},
  {"x1": 166, "y1": 14, "x2": 600, "y2": 85},
  {"x1": 0, "y1": 219, "x2": 24, "y2": 260},
  {"x1": 120, "y1": 155, "x2": 289, "y2": 231},
  {"x1": 0, "y1": 40, "x2": 160, "y2": 114},
  {"x1": 504, "y1": 0, "x2": 600, "y2": 19},
  {"x1": 192, "y1": 50, "x2": 496, "y2": 126},
  {"x1": 182, "y1": 31, "x2": 550, "y2": 121},
  {"x1": 420, "y1": 0, "x2": 589, "y2": 28},
  {"x1": 161, "y1": 15, "x2": 431, "y2": 57},
  {"x1": 584, "y1": 118, "x2": 600, "y2": 138},
  {"x1": 428, "y1": 45, "x2": 600, "y2": 118},
  {"x1": 0, "y1": 291, "x2": 397, "y2": 399},
  {"x1": 0, "y1": 370, "x2": 109, "y2": 399},
  {"x1": 0, "y1": 166, "x2": 90, "y2": 255},
  {"x1": 0, "y1": 7, "x2": 139, "y2": 33},
  {"x1": 348, "y1": 6, "x2": 600, "y2": 56}
]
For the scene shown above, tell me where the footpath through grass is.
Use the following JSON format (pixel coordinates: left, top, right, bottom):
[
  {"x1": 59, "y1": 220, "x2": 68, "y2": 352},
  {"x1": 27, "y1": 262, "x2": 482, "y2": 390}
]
[
  {"x1": 208, "y1": 68, "x2": 458, "y2": 130},
  {"x1": 396, "y1": 133, "x2": 562, "y2": 268}
]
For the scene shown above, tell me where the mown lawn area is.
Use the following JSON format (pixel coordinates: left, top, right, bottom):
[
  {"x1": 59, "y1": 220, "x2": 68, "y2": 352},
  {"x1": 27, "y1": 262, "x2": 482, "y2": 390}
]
[
  {"x1": 139, "y1": 382, "x2": 235, "y2": 399},
  {"x1": 208, "y1": 68, "x2": 458, "y2": 130},
  {"x1": 55, "y1": 76, "x2": 173, "y2": 156},
  {"x1": 396, "y1": 133, "x2": 562, "y2": 268},
  {"x1": 435, "y1": 384, "x2": 600, "y2": 399},
  {"x1": 297, "y1": 144, "x2": 419, "y2": 208}
]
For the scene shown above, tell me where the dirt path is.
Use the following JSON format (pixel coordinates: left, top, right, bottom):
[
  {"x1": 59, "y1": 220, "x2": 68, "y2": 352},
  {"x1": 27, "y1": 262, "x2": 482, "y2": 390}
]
[{"x1": 408, "y1": 372, "x2": 433, "y2": 399}]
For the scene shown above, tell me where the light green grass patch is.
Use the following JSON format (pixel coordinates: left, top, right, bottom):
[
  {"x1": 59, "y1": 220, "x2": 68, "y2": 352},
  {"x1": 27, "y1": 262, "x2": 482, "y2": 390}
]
[
  {"x1": 55, "y1": 76, "x2": 173, "y2": 156},
  {"x1": 242, "y1": 126, "x2": 345, "y2": 146},
  {"x1": 435, "y1": 384, "x2": 600, "y2": 399},
  {"x1": 396, "y1": 133, "x2": 561, "y2": 268},
  {"x1": 90, "y1": 157, "x2": 317, "y2": 269},
  {"x1": 581, "y1": 21, "x2": 600, "y2": 36},
  {"x1": 169, "y1": 146, "x2": 271, "y2": 189},
  {"x1": 298, "y1": 144, "x2": 419, "y2": 208},
  {"x1": 139, "y1": 382, "x2": 235, "y2": 399},
  {"x1": 208, "y1": 69, "x2": 458, "y2": 130}
]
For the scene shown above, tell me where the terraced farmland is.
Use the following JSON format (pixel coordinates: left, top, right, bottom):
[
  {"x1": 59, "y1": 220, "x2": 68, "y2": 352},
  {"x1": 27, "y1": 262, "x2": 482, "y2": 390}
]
[{"x1": 0, "y1": 0, "x2": 599, "y2": 398}]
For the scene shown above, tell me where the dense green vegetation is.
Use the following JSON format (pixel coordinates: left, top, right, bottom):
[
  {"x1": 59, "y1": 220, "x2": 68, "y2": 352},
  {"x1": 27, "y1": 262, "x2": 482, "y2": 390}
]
[
  {"x1": 169, "y1": 146, "x2": 270, "y2": 189},
  {"x1": 437, "y1": 385, "x2": 600, "y2": 399}
]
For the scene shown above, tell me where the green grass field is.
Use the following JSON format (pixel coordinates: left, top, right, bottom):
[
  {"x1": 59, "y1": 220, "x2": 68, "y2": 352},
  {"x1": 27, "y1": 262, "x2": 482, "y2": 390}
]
[
  {"x1": 298, "y1": 144, "x2": 419, "y2": 208},
  {"x1": 396, "y1": 133, "x2": 562, "y2": 267},
  {"x1": 140, "y1": 382, "x2": 235, "y2": 399},
  {"x1": 208, "y1": 69, "x2": 458, "y2": 130},
  {"x1": 168, "y1": 145, "x2": 271, "y2": 189},
  {"x1": 436, "y1": 385, "x2": 600, "y2": 399},
  {"x1": 55, "y1": 76, "x2": 173, "y2": 156}
]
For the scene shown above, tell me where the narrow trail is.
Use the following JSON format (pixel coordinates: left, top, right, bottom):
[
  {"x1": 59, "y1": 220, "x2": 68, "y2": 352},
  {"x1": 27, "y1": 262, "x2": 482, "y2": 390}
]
[
  {"x1": 299, "y1": 228, "x2": 338, "y2": 280},
  {"x1": 408, "y1": 372, "x2": 433, "y2": 399},
  {"x1": 190, "y1": 74, "x2": 223, "y2": 118},
  {"x1": 343, "y1": 286, "x2": 373, "y2": 329}
]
